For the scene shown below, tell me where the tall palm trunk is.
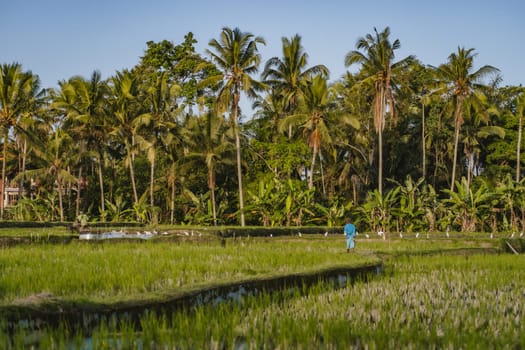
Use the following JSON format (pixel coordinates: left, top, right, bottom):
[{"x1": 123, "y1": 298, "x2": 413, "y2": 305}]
[
  {"x1": 57, "y1": 178, "x2": 64, "y2": 221},
  {"x1": 96, "y1": 149, "x2": 105, "y2": 214},
  {"x1": 308, "y1": 143, "x2": 317, "y2": 190},
  {"x1": 517, "y1": 102, "x2": 523, "y2": 182},
  {"x1": 422, "y1": 101, "x2": 426, "y2": 179},
  {"x1": 76, "y1": 166, "x2": 82, "y2": 218},
  {"x1": 375, "y1": 81, "x2": 386, "y2": 196},
  {"x1": 1, "y1": 129, "x2": 7, "y2": 219},
  {"x1": 450, "y1": 96, "x2": 464, "y2": 192},
  {"x1": 150, "y1": 151, "x2": 155, "y2": 208},
  {"x1": 233, "y1": 90, "x2": 245, "y2": 226},
  {"x1": 127, "y1": 140, "x2": 138, "y2": 206},
  {"x1": 209, "y1": 164, "x2": 217, "y2": 226},
  {"x1": 167, "y1": 163, "x2": 176, "y2": 224}
]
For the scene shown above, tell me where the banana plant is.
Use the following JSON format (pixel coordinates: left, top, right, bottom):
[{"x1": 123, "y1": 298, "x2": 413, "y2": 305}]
[
  {"x1": 358, "y1": 187, "x2": 400, "y2": 234},
  {"x1": 442, "y1": 177, "x2": 493, "y2": 232}
]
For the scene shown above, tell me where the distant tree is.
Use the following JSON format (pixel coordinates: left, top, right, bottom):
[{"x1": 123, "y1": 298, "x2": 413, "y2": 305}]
[
  {"x1": 262, "y1": 34, "x2": 328, "y2": 137},
  {"x1": 206, "y1": 27, "x2": 266, "y2": 226},
  {"x1": 345, "y1": 27, "x2": 414, "y2": 195},
  {"x1": 434, "y1": 47, "x2": 499, "y2": 191}
]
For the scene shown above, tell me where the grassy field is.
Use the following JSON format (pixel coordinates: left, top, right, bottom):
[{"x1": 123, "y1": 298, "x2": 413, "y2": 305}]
[
  {"x1": 0, "y1": 235, "x2": 383, "y2": 305},
  {"x1": 0, "y1": 232, "x2": 517, "y2": 348}
]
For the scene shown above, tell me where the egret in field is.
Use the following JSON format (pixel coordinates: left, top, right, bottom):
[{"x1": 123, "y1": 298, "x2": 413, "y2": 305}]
[
  {"x1": 298, "y1": 232, "x2": 302, "y2": 237},
  {"x1": 510, "y1": 232, "x2": 515, "y2": 238},
  {"x1": 520, "y1": 232, "x2": 523, "y2": 238},
  {"x1": 324, "y1": 231, "x2": 329, "y2": 237},
  {"x1": 415, "y1": 232, "x2": 420, "y2": 238},
  {"x1": 365, "y1": 233, "x2": 370, "y2": 238},
  {"x1": 399, "y1": 233, "x2": 403, "y2": 238},
  {"x1": 446, "y1": 227, "x2": 450, "y2": 238},
  {"x1": 490, "y1": 232, "x2": 494, "y2": 239}
]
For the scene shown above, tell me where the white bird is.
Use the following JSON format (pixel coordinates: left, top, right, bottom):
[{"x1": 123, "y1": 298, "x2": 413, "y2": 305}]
[
  {"x1": 490, "y1": 232, "x2": 494, "y2": 239},
  {"x1": 298, "y1": 232, "x2": 302, "y2": 237},
  {"x1": 365, "y1": 233, "x2": 370, "y2": 238},
  {"x1": 270, "y1": 234, "x2": 273, "y2": 237},
  {"x1": 377, "y1": 230, "x2": 384, "y2": 237},
  {"x1": 161, "y1": 231, "x2": 168, "y2": 235},
  {"x1": 183, "y1": 231, "x2": 189, "y2": 236},
  {"x1": 399, "y1": 233, "x2": 403, "y2": 238},
  {"x1": 520, "y1": 232, "x2": 523, "y2": 238},
  {"x1": 415, "y1": 232, "x2": 420, "y2": 238},
  {"x1": 324, "y1": 231, "x2": 328, "y2": 237},
  {"x1": 191, "y1": 230, "x2": 194, "y2": 236},
  {"x1": 510, "y1": 232, "x2": 515, "y2": 238},
  {"x1": 446, "y1": 230, "x2": 450, "y2": 238}
]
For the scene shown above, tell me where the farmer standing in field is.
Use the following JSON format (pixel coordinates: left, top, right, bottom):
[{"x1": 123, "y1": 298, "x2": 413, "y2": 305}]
[{"x1": 344, "y1": 217, "x2": 357, "y2": 253}]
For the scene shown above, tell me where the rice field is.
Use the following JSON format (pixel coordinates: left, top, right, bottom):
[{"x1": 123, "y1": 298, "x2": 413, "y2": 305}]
[
  {"x1": 1, "y1": 234, "x2": 519, "y2": 348},
  {"x1": 0, "y1": 235, "x2": 381, "y2": 305}
]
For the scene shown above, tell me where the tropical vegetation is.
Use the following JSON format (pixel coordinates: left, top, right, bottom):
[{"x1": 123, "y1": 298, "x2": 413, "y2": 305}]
[{"x1": 0, "y1": 27, "x2": 523, "y2": 233}]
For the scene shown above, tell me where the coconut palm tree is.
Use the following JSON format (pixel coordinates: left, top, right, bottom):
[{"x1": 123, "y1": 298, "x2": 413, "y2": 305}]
[
  {"x1": 16, "y1": 129, "x2": 77, "y2": 221},
  {"x1": 183, "y1": 111, "x2": 233, "y2": 225},
  {"x1": 345, "y1": 27, "x2": 414, "y2": 195},
  {"x1": 206, "y1": 27, "x2": 266, "y2": 226},
  {"x1": 262, "y1": 34, "x2": 328, "y2": 137},
  {"x1": 52, "y1": 71, "x2": 109, "y2": 215},
  {"x1": 108, "y1": 70, "x2": 142, "y2": 207},
  {"x1": 135, "y1": 71, "x2": 180, "y2": 214},
  {"x1": 434, "y1": 47, "x2": 499, "y2": 191},
  {"x1": 0, "y1": 63, "x2": 42, "y2": 218},
  {"x1": 280, "y1": 75, "x2": 359, "y2": 191},
  {"x1": 461, "y1": 93, "x2": 505, "y2": 188}
]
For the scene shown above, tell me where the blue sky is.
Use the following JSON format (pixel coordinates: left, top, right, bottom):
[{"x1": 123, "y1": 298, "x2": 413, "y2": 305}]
[{"x1": 2, "y1": 0, "x2": 524, "y2": 93}]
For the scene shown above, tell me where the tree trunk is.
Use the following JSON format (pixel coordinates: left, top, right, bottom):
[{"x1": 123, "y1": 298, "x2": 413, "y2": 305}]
[
  {"x1": 308, "y1": 144, "x2": 317, "y2": 190},
  {"x1": 1, "y1": 129, "x2": 8, "y2": 219},
  {"x1": 97, "y1": 151, "x2": 105, "y2": 214},
  {"x1": 517, "y1": 108, "x2": 522, "y2": 182},
  {"x1": 170, "y1": 165, "x2": 175, "y2": 225},
  {"x1": 57, "y1": 177, "x2": 64, "y2": 222},
  {"x1": 422, "y1": 101, "x2": 426, "y2": 179},
  {"x1": 76, "y1": 166, "x2": 82, "y2": 218},
  {"x1": 232, "y1": 90, "x2": 245, "y2": 226},
  {"x1": 450, "y1": 97, "x2": 464, "y2": 192},
  {"x1": 150, "y1": 150, "x2": 155, "y2": 208},
  {"x1": 209, "y1": 163, "x2": 217, "y2": 226}
]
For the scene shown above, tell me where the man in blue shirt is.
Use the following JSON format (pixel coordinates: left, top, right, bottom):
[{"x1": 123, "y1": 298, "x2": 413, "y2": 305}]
[{"x1": 344, "y1": 218, "x2": 357, "y2": 253}]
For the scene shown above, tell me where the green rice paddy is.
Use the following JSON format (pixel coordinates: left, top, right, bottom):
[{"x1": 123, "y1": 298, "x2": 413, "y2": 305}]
[{"x1": 1, "y1": 233, "x2": 522, "y2": 349}]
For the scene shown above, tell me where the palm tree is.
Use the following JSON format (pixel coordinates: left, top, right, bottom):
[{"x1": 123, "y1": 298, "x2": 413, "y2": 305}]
[
  {"x1": 183, "y1": 111, "x2": 233, "y2": 225},
  {"x1": 461, "y1": 94, "x2": 505, "y2": 188},
  {"x1": 280, "y1": 75, "x2": 359, "y2": 191},
  {"x1": 16, "y1": 129, "x2": 76, "y2": 221},
  {"x1": 516, "y1": 90, "x2": 524, "y2": 182},
  {"x1": 108, "y1": 70, "x2": 142, "y2": 207},
  {"x1": 0, "y1": 63, "x2": 40, "y2": 218},
  {"x1": 434, "y1": 47, "x2": 499, "y2": 191},
  {"x1": 52, "y1": 71, "x2": 109, "y2": 215},
  {"x1": 262, "y1": 34, "x2": 328, "y2": 137},
  {"x1": 207, "y1": 27, "x2": 266, "y2": 226},
  {"x1": 135, "y1": 71, "x2": 180, "y2": 213},
  {"x1": 345, "y1": 27, "x2": 414, "y2": 195}
]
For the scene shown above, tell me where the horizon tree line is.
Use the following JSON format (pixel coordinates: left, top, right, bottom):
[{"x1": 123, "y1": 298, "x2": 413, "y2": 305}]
[{"x1": 0, "y1": 26, "x2": 523, "y2": 233}]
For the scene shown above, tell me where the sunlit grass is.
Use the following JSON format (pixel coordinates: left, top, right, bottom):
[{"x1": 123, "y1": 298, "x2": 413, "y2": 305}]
[
  {"x1": 0, "y1": 236, "x2": 382, "y2": 304},
  {"x1": 5, "y1": 253, "x2": 522, "y2": 348}
]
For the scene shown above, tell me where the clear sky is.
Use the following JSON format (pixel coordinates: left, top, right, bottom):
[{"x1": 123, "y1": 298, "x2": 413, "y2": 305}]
[{"x1": 2, "y1": 0, "x2": 524, "y2": 92}]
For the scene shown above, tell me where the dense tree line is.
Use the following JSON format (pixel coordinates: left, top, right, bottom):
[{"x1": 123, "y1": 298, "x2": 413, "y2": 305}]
[{"x1": 0, "y1": 27, "x2": 523, "y2": 233}]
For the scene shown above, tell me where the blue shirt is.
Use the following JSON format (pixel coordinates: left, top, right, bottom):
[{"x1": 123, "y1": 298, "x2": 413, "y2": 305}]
[{"x1": 344, "y1": 223, "x2": 356, "y2": 238}]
